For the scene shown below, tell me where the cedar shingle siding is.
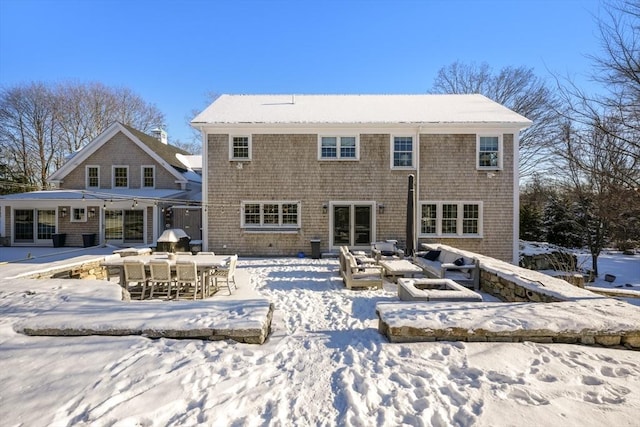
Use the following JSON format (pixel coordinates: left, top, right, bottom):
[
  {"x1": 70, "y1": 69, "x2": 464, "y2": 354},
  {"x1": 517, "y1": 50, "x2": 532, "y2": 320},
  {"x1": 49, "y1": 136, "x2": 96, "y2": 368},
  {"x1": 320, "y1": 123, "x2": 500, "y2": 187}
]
[{"x1": 206, "y1": 132, "x2": 515, "y2": 261}]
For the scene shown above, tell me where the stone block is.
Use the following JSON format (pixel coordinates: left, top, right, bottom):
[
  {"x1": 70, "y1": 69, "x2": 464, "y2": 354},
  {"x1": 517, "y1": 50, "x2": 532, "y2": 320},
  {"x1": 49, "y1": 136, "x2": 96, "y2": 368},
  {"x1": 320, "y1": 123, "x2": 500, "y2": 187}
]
[{"x1": 594, "y1": 335, "x2": 621, "y2": 346}]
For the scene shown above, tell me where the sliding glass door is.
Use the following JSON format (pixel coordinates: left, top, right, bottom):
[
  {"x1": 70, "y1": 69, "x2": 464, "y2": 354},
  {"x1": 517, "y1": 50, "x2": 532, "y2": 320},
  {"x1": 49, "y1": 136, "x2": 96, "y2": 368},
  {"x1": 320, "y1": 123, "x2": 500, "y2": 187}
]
[
  {"x1": 331, "y1": 203, "x2": 374, "y2": 249},
  {"x1": 13, "y1": 209, "x2": 56, "y2": 244},
  {"x1": 105, "y1": 209, "x2": 144, "y2": 243}
]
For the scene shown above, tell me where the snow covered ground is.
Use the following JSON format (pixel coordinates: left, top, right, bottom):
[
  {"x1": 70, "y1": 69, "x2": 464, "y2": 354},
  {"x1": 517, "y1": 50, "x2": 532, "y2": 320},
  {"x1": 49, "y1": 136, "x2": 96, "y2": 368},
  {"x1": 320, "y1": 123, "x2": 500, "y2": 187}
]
[{"x1": 1, "y1": 249, "x2": 639, "y2": 426}]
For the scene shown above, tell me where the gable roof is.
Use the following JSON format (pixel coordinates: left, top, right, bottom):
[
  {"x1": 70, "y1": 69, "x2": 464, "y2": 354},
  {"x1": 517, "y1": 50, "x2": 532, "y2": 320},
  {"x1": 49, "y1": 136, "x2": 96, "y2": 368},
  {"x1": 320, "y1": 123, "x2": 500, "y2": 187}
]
[
  {"x1": 120, "y1": 124, "x2": 191, "y2": 172},
  {"x1": 191, "y1": 94, "x2": 532, "y2": 128},
  {"x1": 48, "y1": 122, "x2": 193, "y2": 183}
]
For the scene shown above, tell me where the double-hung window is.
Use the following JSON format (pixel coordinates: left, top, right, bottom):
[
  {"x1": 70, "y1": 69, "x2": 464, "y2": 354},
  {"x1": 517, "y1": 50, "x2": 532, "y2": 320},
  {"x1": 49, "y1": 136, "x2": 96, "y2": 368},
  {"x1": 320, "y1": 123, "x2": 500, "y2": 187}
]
[
  {"x1": 229, "y1": 136, "x2": 251, "y2": 161},
  {"x1": 241, "y1": 201, "x2": 300, "y2": 231},
  {"x1": 86, "y1": 166, "x2": 99, "y2": 189},
  {"x1": 142, "y1": 166, "x2": 155, "y2": 188},
  {"x1": 477, "y1": 135, "x2": 502, "y2": 170},
  {"x1": 419, "y1": 202, "x2": 483, "y2": 237},
  {"x1": 391, "y1": 136, "x2": 415, "y2": 169},
  {"x1": 112, "y1": 166, "x2": 128, "y2": 188},
  {"x1": 319, "y1": 136, "x2": 358, "y2": 160}
]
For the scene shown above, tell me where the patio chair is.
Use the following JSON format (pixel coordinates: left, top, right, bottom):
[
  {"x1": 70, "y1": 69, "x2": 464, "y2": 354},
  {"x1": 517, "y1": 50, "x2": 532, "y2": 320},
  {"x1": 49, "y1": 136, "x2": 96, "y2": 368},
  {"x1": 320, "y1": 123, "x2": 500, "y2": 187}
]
[
  {"x1": 210, "y1": 254, "x2": 237, "y2": 295},
  {"x1": 175, "y1": 259, "x2": 201, "y2": 300},
  {"x1": 371, "y1": 240, "x2": 404, "y2": 262},
  {"x1": 175, "y1": 251, "x2": 194, "y2": 256},
  {"x1": 148, "y1": 259, "x2": 174, "y2": 299},
  {"x1": 123, "y1": 259, "x2": 149, "y2": 300}
]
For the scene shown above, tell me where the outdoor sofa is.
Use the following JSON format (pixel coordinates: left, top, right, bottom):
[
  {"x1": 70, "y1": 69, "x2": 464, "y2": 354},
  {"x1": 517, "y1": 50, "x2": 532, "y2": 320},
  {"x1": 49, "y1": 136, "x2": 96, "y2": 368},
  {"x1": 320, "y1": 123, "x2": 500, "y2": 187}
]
[{"x1": 413, "y1": 244, "x2": 480, "y2": 290}]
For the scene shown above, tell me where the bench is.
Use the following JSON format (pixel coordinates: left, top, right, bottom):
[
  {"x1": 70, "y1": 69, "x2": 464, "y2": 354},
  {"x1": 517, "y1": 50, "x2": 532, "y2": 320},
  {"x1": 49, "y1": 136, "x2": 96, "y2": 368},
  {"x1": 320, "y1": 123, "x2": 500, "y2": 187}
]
[{"x1": 412, "y1": 244, "x2": 479, "y2": 289}]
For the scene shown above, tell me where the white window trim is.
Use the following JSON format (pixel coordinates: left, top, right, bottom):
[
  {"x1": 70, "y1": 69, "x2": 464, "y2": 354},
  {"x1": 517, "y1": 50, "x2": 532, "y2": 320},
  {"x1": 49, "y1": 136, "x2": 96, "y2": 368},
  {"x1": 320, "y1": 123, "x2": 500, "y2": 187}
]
[
  {"x1": 70, "y1": 207, "x2": 87, "y2": 223},
  {"x1": 240, "y1": 201, "x2": 301, "y2": 232},
  {"x1": 476, "y1": 134, "x2": 503, "y2": 171},
  {"x1": 86, "y1": 165, "x2": 100, "y2": 189},
  {"x1": 229, "y1": 135, "x2": 252, "y2": 161},
  {"x1": 390, "y1": 135, "x2": 416, "y2": 170},
  {"x1": 141, "y1": 165, "x2": 155, "y2": 189},
  {"x1": 317, "y1": 135, "x2": 360, "y2": 161},
  {"x1": 418, "y1": 201, "x2": 483, "y2": 238},
  {"x1": 112, "y1": 165, "x2": 129, "y2": 188}
]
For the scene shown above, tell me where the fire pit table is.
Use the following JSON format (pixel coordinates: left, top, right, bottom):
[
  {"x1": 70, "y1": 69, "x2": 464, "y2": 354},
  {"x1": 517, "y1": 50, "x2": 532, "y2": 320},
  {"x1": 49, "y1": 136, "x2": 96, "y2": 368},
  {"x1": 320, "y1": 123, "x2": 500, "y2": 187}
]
[
  {"x1": 397, "y1": 278, "x2": 483, "y2": 302},
  {"x1": 378, "y1": 259, "x2": 423, "y2": 282}
]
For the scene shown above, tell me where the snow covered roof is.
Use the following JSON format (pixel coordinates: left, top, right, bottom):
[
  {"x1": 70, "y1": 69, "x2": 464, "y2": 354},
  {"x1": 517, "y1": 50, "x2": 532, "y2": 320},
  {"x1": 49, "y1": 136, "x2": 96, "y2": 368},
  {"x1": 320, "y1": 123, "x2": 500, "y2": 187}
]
[
  {"x1": 191, "y1": 94, "x2": 532, "y2": 128},
  {"x1": 176, "y1": 154, "x2": 202, "y2": 170}
]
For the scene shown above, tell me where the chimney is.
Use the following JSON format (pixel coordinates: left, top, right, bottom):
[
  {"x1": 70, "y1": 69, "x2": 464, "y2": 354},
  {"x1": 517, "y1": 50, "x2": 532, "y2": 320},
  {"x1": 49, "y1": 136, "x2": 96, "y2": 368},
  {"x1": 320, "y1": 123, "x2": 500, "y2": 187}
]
[{"x1": 151, "y1": 128, "x2": 168, "y2": 144}]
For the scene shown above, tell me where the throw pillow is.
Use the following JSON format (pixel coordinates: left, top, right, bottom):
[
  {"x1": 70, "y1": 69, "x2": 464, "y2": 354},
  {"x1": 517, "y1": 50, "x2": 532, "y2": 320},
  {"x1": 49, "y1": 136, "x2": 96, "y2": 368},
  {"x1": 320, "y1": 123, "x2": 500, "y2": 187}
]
[
  {"x1": 380, "y1": 250, "x2": 396, "y2": 257},
  {"x1": 423, "y1": 250, "x2": 441, "y2": 261},
  {"x1": 454, "y1": 257, "x2": 465, "y2": 266}
]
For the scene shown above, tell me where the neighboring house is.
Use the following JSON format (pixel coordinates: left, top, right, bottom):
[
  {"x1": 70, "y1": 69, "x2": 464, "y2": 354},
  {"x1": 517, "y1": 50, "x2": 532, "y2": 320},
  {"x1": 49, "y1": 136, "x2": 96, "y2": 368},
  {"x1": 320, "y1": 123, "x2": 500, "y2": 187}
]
[
  {"x1": 0, "y1": 122, "x2": 202, "y2": 248},
  {"x1": 191, "y1": 94, "x2": 531, "y2": 263}
]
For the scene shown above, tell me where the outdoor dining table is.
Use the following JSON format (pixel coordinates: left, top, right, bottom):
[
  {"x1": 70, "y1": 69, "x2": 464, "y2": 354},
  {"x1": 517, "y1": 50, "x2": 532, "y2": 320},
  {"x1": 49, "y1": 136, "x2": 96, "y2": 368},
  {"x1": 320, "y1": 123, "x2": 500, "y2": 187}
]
[{"x1": 101, "y1": 253, "x2": 231, "y2": 288}]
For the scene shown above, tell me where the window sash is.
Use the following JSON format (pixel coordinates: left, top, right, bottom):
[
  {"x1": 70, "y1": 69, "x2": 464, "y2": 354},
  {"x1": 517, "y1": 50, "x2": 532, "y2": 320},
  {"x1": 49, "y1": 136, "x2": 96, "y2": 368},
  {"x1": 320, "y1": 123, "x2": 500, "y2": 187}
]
[
  {"x1": 142, "y1": 166, "x2": 154, "y2": 188},
  {"x1": 71, "y1": 208, "x2": 86, "y2": 222},
  {"x1": 419, "y1": 202, "x2": 482, "y2": 237},
  {"x1": 393, "y1": 136, "x2": 413, "y2": 168},
  {"x1": 242, "y1": 202, "x2": 300, "y2": 228},
  {"x1": 232, "y1": 136, "x2": 250, "y2": 160},
  {"x1": 87, "y1": 166, "x2": 99, "y2": 188},
  {"x1": 420, "y1": 204, "x2": 437, "y2": 234},
  {"x1": 478, "y1": 136, "x2": 501, "y2": 168},
  {"x1": 320, "y1": 136, "x2": 357, "y2": 159},
  {"x1": 113, "y1": 167, "x2": 128, "y2": 188}
]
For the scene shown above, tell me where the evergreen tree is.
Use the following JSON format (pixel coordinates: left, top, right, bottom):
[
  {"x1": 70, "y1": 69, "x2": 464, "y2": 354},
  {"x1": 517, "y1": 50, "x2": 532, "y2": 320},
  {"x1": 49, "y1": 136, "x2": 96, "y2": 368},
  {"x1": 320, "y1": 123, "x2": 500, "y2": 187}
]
[
  {"x1": 520, "y1": 204, "x2": 544, "y2": 241},
  {"x1": 543, "y1": 194, "x2": 583, "y2": 248}
]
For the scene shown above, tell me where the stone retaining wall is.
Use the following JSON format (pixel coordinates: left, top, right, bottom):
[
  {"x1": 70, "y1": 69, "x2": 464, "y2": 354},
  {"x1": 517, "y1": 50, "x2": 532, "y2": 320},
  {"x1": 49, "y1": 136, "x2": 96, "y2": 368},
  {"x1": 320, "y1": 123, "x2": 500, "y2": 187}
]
[
  {"x1": 479, "y1": 270, "x2": 565, "y2": 303},
  {"x1": 25, "y1": 260, "x2": 109, "y2": 281},
  {"x1": 377, "y1": 244, "x2": 640, "y2": 349}
]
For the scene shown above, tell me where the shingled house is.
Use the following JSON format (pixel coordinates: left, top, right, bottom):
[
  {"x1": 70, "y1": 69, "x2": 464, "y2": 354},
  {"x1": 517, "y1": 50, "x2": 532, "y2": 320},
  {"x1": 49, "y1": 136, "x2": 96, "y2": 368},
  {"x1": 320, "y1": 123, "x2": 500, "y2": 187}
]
[
  {"x1": 0, "y1": 122, "x2": 201, "y2": 247},
  {"x1": 193, "y1": 94, "x2": 531, "y2": 262}
]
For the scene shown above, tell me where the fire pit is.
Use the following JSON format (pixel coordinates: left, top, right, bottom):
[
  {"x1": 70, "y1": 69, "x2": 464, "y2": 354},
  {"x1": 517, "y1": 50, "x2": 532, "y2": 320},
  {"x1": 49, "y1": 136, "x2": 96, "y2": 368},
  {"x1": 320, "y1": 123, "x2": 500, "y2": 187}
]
[{"x1": 397, "y1": 278, "x2": 483, "y2": 302}]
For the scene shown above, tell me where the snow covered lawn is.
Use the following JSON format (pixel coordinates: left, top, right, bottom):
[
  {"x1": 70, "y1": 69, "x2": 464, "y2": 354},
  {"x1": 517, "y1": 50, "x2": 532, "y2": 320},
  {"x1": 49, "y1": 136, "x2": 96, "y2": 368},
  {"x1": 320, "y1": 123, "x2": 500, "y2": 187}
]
[{"x1": 1, "y1": 255, "x2": 639, "y2": 426}]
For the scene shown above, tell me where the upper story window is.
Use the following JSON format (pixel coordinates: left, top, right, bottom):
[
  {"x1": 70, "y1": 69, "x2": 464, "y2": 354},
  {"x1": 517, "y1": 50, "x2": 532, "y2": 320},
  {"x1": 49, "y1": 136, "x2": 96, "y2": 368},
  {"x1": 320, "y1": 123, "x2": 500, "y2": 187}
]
[
  {"x1": 241, "y1": 201, "x2": 300, "y2": 231},
  {"x1": 477, "y1": 135, "x2": 502, "y2": 170},
  {"x1": 391, "y1": 136, "x2": 415, "y2": 169},
  {"x1": 86, "y1": 166, "x2": 99, "y2": 188},
  {"x1": 419, "y1": 201, "x2": 483, "y2": 237},
  {"x1": 318, "y1": 136, "x2": 359, "y2": 160},
  {"x1": 142, "y1": 166, "x2": 155, "y2": 188},
  {"x1": 112, "y1": 166, "x2": 129, "y2": 188},
  {"x1": 229, "y1": 136, "x2": 251, "y2": 161}
]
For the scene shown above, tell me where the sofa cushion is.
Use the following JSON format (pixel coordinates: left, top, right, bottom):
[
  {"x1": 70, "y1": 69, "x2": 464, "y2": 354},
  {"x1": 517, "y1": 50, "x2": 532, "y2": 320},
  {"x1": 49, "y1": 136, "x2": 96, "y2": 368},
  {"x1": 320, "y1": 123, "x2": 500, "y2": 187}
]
[
  {"x1": 442, "y1": 251, "x2": 460, "y2": 264},
  {"x1": 423, "y1": 250, "x2": 441, "y2": 261}
]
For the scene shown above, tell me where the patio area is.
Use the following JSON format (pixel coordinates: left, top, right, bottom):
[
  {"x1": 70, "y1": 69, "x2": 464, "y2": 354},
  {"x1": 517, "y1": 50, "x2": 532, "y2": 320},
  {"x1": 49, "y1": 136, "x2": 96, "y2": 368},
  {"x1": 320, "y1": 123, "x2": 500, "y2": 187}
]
[{"x1": 0, "y1": 246, "x2": 273, "y2": 344}]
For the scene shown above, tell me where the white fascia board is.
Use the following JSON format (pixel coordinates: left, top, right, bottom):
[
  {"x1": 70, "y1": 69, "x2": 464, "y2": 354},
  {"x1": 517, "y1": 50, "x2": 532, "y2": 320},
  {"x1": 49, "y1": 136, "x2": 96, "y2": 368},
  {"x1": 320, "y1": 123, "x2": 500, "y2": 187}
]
[
  {"x1": 48, "y1": 122, "x2": 123, "y2": 181},
  {"x1": 195, "y1": 122, "x2": 531, "y2": 135}
]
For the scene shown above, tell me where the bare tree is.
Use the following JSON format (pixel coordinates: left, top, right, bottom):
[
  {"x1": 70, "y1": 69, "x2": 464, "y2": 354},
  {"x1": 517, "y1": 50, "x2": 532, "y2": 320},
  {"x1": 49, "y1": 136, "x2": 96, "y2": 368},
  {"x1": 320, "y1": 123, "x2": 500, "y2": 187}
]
[
  {"x1": 430, "y1": 61, "x2": 561, "y2": 178},
  {"x1": 0, "y1": 81, "x2": 166, "y2": 193},
  {"x1": 0, "y1": 83, "x2": 59, "y2": 190},
  {"x1": 555, "y1": 0, "x2": 639, "y2": 189},
  {"x1": 55, "y1": 82, "x2": 165, "y2": 154},
  {"x1": 557, "y1": 119, "x2": 638, "y2": 276}
]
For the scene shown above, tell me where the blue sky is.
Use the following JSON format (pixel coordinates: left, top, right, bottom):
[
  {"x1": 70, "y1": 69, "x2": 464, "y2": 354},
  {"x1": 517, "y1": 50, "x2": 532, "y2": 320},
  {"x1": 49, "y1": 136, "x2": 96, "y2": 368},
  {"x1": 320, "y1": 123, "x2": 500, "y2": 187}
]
[{"x1": 1, "y1": 0, "x2": 603, "y2": 146}]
